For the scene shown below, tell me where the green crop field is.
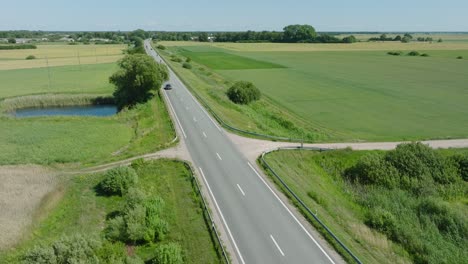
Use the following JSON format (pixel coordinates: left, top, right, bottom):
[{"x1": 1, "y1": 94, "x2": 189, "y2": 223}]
[
  {"x1": 0, "y1": 160, "x2": 221, "y2": 263},
  {"x1": 162, "y1": 42, "x2": 468, "y2": 142},
  {"x1": 179, "y1": 49, "x2": 285, "y2": 70},
  {"x1": 0, "y1": 63, "x2": 117, "y2": 99}
]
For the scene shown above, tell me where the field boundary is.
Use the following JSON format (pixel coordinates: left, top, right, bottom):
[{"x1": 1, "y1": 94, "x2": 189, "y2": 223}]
[
  {"x1": 259, "y1": 146, "x2": 362, "y2": 264},
  {"x1": 153, "y1": 44, "x2": 305, "y2": 143}
]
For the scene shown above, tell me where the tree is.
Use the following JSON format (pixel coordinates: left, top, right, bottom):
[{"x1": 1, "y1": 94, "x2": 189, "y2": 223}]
[
  {"x1": 227, "y1": 81, "x2": 261, "y2": 104},
  {"x1": 401, "y1": 36, "x2": 411, "y2": 43},
  {"x1": 394, "y1": 35, "x2": 402, "y2": 41},
  {"x1": 283, "y1": 24, "x2": 317, "y2": 42},
  {"x1": 342, "y1": 35, "x2": 357, "y2": 43},
  {"x1": 110, "y1": 54, "x2": 168, "y2": 110},
  {"x1": 7, "y1": 38, "x2": 16, "y2": 43},
  {"x1": 198, "y1": 32, "x2": 209, "y2": 42}
]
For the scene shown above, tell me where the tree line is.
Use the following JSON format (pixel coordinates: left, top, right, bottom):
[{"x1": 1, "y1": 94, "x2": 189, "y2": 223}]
[{"x1": 153, "y1": 25, "x2": 358, "y2": 43}]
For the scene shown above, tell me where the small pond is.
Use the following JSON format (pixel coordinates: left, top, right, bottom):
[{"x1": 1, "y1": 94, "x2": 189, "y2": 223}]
[{"x1": 11, "y1": 105, "x2": 117, "y2": 118}]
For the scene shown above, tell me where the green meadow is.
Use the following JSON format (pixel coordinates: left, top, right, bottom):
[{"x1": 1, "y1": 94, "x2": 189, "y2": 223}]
[{"x1": 164, "y1": 42, "x2": 468, "y2": 142}]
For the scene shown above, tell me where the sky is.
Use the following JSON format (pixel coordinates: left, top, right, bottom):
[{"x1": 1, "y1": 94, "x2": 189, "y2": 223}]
[{"x1": 1, "y1": 0, "x2": 467, "y2": 32}]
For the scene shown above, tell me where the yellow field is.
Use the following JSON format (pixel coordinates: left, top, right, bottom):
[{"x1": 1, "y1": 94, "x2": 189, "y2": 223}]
[
  {"x1": 0, "y1": 44, "x2": 126, "y2": 70},
  {"x1": 160, "y1": 40, "x2": 468, "y2": 52}
]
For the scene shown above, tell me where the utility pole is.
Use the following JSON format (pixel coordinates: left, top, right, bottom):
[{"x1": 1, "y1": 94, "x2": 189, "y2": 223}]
[{"x1": 77, "y1": 50, "x2": 82, "y2": 71}]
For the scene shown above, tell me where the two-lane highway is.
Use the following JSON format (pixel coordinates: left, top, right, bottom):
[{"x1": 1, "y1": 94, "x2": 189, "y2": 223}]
[{"x1": 144, "y1": 40, "x2": 338, "y2": 264}]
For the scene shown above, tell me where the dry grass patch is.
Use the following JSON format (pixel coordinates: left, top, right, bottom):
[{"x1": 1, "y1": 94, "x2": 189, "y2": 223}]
[{"x1": 0, "y1": 165, "x2": 59, "y2": 250}]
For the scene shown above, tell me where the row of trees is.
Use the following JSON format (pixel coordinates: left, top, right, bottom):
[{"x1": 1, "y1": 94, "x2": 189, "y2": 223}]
[{"x1": 211, "y1": 25, "x2": 357, "y2": 43}]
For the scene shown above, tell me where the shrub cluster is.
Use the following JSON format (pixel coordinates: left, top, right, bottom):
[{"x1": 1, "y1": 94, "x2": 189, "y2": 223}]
[
  {"x1": 99, "y1": 166, "x2": 138, "y2": 196},
  {"x1": 105, "y1": 188, "x2": 169, "y2": 244},
  {"x1": 182, "y1": 62, "x2": 192, "y2": 69},
  {"x1": 151, "y1": 243, "x2": 184, "y2": 264},
  {"x1": 26, "y1": 55, "x2": 36, "y2": 60},
  {"x1": 156, "y1": 44, "x2": 166, "y2": 50},
  {"x1": 387, "y1": 51, "x2": 402, "y2": 56},
  {"x1": 0, "y1": 44, "x2": 37, "y2": 50},
  {"x1": 407, "y1": 51, "x2": 420, "y2": 56},
  {"x1": 345, "y1": 142, "x2": 461, "y2": 192},
  {"x1": 226, "y1": 81, "x2": 261, "y2": 105},
  {"x1": 457, "y1": 56, "x2": 463, "y2": 59},
  {"x1": 170, "y1": 55, "x2": 182, "y2": 63},
  {"x1": 23, "y1": 234, "x2": 102, "y2": 264}
]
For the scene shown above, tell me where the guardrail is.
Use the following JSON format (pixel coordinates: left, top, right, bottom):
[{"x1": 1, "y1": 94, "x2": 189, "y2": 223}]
[
  {"x1": 183, "y1": 162, "x2": 231, "y2": 264},
  {"x1": 260, "y1": 147, "x2": 362, "y2": 264},
  {"x1": 153, "y1": 45, "x2": 304, "y2": 143}
]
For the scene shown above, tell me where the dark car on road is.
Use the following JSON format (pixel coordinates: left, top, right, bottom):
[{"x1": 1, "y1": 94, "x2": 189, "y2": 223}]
[{"x1": 164, "y1": 84, "x2": 172, "y2": 90}]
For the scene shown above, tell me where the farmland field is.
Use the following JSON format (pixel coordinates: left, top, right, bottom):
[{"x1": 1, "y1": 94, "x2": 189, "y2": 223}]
[
  {"x1": 0, "y1": 44, "x2": 125, "y2": 70},
  {"x1": 160, "y1": 41, "x2": 468, "y2": 141},
  {"x1": 0, "y1": 160, "x2": 221, "y2": 263}
]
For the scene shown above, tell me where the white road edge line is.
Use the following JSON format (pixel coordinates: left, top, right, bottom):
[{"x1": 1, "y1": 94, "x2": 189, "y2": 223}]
[
  {"x1": 203, "y1": 132, "x2": 207, "y2": 138},
  {"x1": 199, "y1": 167, "x2": 246, "y2": 264},
  {"x1": 237, "y1": 184, "x2": 246, "y2": 196},
  {"x1": 270, "y1": 235, "x2": 285, "y2": 257},
  {"x1": 247, "y1": 162, "x2": 335, "y2": 264},
  {"x1": 216, "y1": 153, "x2": 223, "y2": 161},
  {"x1": 163, "y1": 90, "x2": 187, "y2": 139}
]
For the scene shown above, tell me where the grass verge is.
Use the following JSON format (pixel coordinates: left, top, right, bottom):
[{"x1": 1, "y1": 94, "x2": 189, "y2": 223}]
[{"x1": 261, "y1": 148, "x2": 468, "y2": 264}]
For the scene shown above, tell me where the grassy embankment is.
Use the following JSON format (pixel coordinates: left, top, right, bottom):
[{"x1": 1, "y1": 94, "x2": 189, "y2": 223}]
[
  {"x1": 159, "y1": 41, "x2": 468, "y2": 142},
  {"x1": 0, "y1": 44, "x2": 175, "y2": 167},
  {"x1": 261, "y1": 147, "x2": 468, "y2": 264},
  {"x1": 0, "y1": 160, "x2": 222, "y2": 264}
]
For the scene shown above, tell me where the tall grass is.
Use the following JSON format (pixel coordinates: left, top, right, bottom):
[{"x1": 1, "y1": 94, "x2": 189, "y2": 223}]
[{"x1": 0, "y1": 94, "x2": 114, "y2": 113}]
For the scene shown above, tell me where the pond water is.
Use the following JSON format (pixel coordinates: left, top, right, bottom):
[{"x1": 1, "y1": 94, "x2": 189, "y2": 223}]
[{"x1": 12, "y1": 105, "x2": 117, "y2": 118}]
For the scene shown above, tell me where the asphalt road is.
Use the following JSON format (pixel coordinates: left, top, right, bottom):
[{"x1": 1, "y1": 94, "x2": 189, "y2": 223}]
[{"x1": 144, "y1": 40, "x2": 337, "y2": 264}]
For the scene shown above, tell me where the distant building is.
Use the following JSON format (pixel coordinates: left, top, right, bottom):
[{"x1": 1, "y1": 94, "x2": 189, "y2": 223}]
[{"x1": 59, "y1": 37, "x2": 74, "y2": 42}]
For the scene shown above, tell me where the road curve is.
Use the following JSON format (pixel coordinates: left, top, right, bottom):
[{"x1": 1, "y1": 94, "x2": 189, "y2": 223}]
[{"x1": 144, "y1": 40, "x2": 340, "y2": 264}]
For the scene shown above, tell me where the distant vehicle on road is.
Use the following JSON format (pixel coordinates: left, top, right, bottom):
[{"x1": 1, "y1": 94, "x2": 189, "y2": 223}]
[{"x1": 164, "y1": 84, "x2": 172, "y2": 90}]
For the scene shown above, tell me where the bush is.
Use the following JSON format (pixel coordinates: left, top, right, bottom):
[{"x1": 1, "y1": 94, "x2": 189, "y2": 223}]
[
  {"x1": 105, "y1": 188, "x2": 169, "y2": 244},
  {"x1": 26, "y1": 55, "x2": 36, "y2": 60},
  {"x1": 387, "y1": 51, "x2": 402, "y2": 56},
  {"x1": 23, "y1": 234, "x2": 101, "y2": 264},
  {"x1": 408, "y1": 51, "x2": 420, "y2": 56},
  {"x1": 152, "y1": 243, "x2": 183, "y2": 264},
  {"x1": 170, "y1": 56, "x2": 182, "y2": 63},
  {"x1": 226, "y1": 81, "x2": 261, "y2": 105},
  {"x1": 185, "y1": 57, "x2": 191, "y2": 63},
  {"x1": 156, "y1": 44, "x2": 166, "y2": 50},
  {"x1": 420, "y1": 53, "x2": 429, "y2": 57},
  {"x1": 99, "y1": 166, "x2": 138, "y2": 196},
  {"x1": 453, "y1": 154, "x2": 468, "y2": 181},
  {"x1": 182, "y1": 62, "x2": 192, "y2": 69},
  {"x1": 346, "y1": 153, "x2": 400, "y2": 188},
  {"x1": 365, "y1": 207, "x2": 397, "y2": 235},
  {"x1": 457, "y1": 56, "x2": 463, "y2": 59},
  {"x1": 23, "y1": 245, "x2": 57, "y2": 264},
  {"x1": 0, "y1": 44, "x2": 37, "y2": 50}
]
